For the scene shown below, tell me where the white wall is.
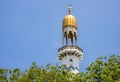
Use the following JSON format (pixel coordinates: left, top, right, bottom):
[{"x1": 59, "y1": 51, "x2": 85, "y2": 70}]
[{"x1": 61, "y1": 54, "x2": 80, "y2": 69}]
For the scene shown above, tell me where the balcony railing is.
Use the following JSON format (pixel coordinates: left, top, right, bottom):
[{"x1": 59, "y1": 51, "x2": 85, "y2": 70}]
[{"x1": 58, "y1": 45, "x2": 83, "y2": 52}]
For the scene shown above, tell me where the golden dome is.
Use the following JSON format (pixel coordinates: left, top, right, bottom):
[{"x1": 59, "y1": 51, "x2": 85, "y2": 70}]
[{"x1": 62, "y1": 14, "x2": 77, "y2": 29}]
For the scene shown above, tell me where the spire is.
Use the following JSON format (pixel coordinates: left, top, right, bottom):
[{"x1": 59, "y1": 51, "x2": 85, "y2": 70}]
[{"x1": 67, "y1": 5, "x2": 72, "y2": 14}]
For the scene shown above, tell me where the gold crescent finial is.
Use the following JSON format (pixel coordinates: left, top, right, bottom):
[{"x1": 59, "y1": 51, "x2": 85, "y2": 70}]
[{"x1": 67, "y1": 5, "x2": 72, "y2": 14}]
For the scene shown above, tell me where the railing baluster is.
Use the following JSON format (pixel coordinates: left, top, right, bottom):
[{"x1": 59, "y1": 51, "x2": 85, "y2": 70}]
[{"x1": 58, "y1": 45, "x2": 83, "y2": 52}]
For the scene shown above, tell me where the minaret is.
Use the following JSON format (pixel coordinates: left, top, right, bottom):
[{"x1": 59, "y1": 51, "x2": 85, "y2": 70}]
[{"x1": 58, "y1": 6, "x2": 83, "y2": 74}]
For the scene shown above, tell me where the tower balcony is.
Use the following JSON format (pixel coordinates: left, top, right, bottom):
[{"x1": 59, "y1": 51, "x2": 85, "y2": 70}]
[
  {"x1": 58, "y1": 45, "x2": 83, "y2": 60},
  {"x1": 58, "y1": 45, "x2": 83, "y2": 53}
]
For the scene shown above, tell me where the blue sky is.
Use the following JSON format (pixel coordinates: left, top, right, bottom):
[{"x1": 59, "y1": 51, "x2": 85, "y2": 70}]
[{"x1": 0, "y1": 0, "x2": 120, "y2": 72}]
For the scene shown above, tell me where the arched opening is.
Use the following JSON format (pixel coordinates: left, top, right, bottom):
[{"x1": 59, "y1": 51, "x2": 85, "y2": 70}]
[
  {"x1": 63, "y1": 31, "x2": 67, "y2": 46},
  {"x1": 68, "y1": 30, "x2": 73, "y2": 46},
  {"x1": 74, "y1": 32, "x2": 77, "y2": 46}
]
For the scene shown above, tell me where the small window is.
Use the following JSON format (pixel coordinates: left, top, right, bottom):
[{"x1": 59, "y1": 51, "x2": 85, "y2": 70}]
[{"x1": 69, "y1": 59, "x2": 73, "y2": 63}]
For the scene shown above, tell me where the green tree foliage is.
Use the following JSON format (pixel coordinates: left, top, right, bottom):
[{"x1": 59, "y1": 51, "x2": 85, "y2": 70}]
[
  {"x1": 86, "y1": 55, "x2": 120, "y2": 82},
  {"x1": 0, "y1": 68, "x2": 9, "y2": 82},
  {"x1": 0, "y1": 55, "x2": 120, "y2": 82}
]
